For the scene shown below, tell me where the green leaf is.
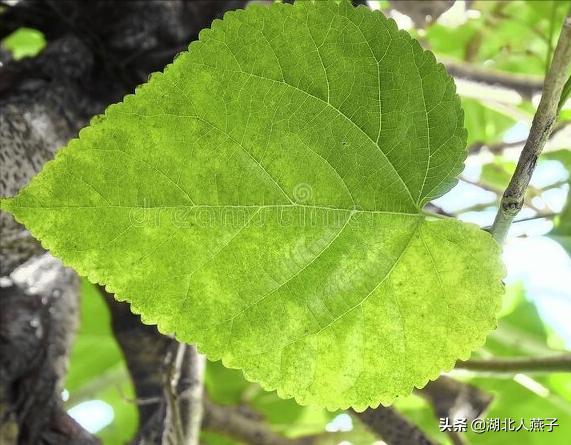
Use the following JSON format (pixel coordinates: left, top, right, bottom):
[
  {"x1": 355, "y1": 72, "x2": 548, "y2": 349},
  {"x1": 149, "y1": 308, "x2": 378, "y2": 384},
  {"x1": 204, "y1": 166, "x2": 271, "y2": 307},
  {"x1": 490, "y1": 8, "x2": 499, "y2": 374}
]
[
  {"x1": 480, "y1": 158, "x2": 517, "y2": 191},
  {"x1": 91, "y1": 382, "x2": 138, "y2": 445},
  {"x1": 468, "y1": 293, "x2": 571, "y2": 445},
  {"x1": 201, "y1": 432, "x2": 242, "y2": 445},
  {"x1": 0, "y1": 0, "x2": 504, "y2": 410},
  {"x1": 395, "y1": 287, "x2": 571, "y2": 445},
  {"x1": 461, "y1": 98, "x2": 516, "y2": 146},
  {"x1": 205, "y1": 361, "x2": 249, "y2": 406},
  {"x1": 1, "y1": 27, "x2": 46, "y2": 60},
  {"x1": 550, "y1": 200, "x2": 571, "y2": 256},
  {"x1": 466, "y1": 376, "x2": 571, "y2": 445},
  {"x1": 426, "y1": 0, "x2": 569, "y2": 76},
  {"x1": 484, "y1": 291, "x2": 566, "y2": 357},
  {"x1": 206, "y1": 361, "x2": 335, "y2": 437},
  {"x1": 66, "y1": 280, "x2": 123, "y2": 391},
  {"x1": 65, "y1": 279, "x2": 137, "y2": 445},
  {"x1": 542, "y1": 149, "x2": 571, "y2": 171}
]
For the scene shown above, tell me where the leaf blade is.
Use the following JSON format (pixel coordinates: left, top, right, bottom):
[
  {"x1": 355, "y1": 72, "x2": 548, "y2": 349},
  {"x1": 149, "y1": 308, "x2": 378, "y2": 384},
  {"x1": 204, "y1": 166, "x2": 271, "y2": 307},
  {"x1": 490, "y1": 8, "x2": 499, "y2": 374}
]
[{"x1": 0, "y1": 0, "x2": 504, "y2": 410}]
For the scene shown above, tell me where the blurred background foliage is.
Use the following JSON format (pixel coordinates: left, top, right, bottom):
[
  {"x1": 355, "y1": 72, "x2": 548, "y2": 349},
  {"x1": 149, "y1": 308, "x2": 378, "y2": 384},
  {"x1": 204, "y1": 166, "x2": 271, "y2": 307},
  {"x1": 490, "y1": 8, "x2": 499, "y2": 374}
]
[{"x1": 2, "y1": 0, "x2": 570, "y2": 444}]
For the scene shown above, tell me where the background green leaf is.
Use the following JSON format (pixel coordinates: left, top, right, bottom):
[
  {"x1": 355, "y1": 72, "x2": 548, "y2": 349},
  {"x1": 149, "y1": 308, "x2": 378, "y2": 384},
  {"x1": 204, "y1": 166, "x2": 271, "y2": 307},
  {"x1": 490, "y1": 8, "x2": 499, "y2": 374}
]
[
  {"x1": 1, "y1": 27, "x2": 46, "y2": 60},
  {"x1": 65, "y1": 281, "x2": 138, "y2": 445}
]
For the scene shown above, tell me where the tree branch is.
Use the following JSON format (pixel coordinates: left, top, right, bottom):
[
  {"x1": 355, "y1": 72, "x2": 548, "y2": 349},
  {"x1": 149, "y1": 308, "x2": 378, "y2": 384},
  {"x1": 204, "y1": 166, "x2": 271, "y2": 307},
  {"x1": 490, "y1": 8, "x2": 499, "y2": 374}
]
[
  {"x1": 469, "y1": 121, "x2": 570, "y2": 155},
  {"x1": 162, "y1": 343, "x2": 187, "y2": 445},
  {"x1": 457, "y1": 354, "x2": 571, "y2": 373},
  {"x1": 354, "y1": 407, "x2": 437, "y2": 445},
  {"x1": 491, "y1": 13, "x2": 571, "y2": 244},
  {"x1": 162, "y1": 343, "x2": 205, "y2": 445},
  {"x1": 359, "y1": 2, "x2": 547, "y2": 98},
  {"x1": 419, "y1": 376, "x2": 492, "y2": 445},
  {"x1": 510, "y1": 212, "x2": 560, "y2": 224},
  {"x1": 102, "y1": 294, "x2": 318, "y2": 445},
  {"x1": 182, "y1": 346, "x2": 206, "y2": 445},
  {"x1": 442, "y1": 58, "x2": 544, "y2": 100},
  {"x1": 460, "y1": 178, "x2": 542, "y2": 213},
  {"x1": 354, "y1": 377, "x2": 495, "y2": 445},
  {"x1": 0, "y1": 254, "x2": 98, "y2": 445},
  {"x1": 203, "y1": 399, "x2": 315, "y2": 445}
]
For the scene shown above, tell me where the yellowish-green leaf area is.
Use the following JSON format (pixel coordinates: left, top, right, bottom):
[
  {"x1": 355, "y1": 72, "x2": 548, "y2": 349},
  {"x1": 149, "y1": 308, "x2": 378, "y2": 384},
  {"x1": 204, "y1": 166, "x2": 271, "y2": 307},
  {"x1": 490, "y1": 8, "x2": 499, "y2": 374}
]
[{"x1": 0, "y1": 1, "x2": 505, "y2": 410}]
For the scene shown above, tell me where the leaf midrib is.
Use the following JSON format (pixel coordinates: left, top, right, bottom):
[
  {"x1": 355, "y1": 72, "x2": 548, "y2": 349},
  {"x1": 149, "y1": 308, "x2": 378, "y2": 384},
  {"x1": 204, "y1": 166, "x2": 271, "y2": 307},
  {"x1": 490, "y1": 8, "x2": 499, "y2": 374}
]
[
  {"x1": 190, "y1": 63, "x2": 419, "y2": 208},
  {"x1": 220, "y1": 218, "x2": 424, "y2": 360},
  {"x1": 4, "y1": 202, "x2": 423, "y2": 217}
]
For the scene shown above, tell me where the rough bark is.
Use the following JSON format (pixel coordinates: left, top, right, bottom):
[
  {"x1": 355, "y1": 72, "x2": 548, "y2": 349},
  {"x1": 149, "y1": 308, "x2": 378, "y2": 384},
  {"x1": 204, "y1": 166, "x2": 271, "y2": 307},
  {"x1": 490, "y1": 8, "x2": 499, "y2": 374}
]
[
  {"x1": 1, "y1": 0, "x2": 249, "y2": 274},
  {"x1": 1, "y1": 1, "x2": 248, "y2": 442},
  {"x1": 0, "y1": 35, "x2": 96, "y2": 274},
  {"x1": 102, "y1": 289, "x2": 209, "y2": 445},
  {"x1": 0, "y1": 34, "x2": 98, "y2": 436},
  {"x1": 355, "y1": 406, "x2": 437, "y2": 445},
  {"x1": 419, "y1": 376, "x2": 492, "y2": 445},
  {"x1": 0, "y1": 254, "x2": 96, "y2": 444},
  {"x1": 420, "y1": 376, "x2": 492, "y2": 421}
]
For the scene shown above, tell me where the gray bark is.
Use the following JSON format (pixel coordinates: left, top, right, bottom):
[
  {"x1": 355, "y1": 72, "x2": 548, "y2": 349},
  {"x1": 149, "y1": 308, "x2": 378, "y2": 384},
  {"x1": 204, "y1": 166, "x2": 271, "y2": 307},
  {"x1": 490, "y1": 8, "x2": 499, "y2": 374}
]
[{"x1": 0, "y1": 1, "x2": 248, "y2": 442}]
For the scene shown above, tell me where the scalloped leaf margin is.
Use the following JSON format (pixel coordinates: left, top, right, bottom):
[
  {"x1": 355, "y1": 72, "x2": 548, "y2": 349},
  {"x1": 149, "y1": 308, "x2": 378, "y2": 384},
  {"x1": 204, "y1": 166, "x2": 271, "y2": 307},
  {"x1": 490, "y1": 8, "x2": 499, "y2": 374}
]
[{"x1": 0, "y1": 0, "x2": 505, "y2": 411}]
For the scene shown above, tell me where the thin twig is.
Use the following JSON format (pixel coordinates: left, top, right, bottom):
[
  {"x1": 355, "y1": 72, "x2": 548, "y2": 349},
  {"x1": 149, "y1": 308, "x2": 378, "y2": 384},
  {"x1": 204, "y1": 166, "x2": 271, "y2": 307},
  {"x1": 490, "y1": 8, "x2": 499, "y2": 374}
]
[
  {"x1": 457, "y1": 354, "x2": 571, "y2": 373},
  {"x1": 425, "y1": 202, "x2": 454, "y2": 217},
  {"x1": 511, "y1": 212, "x2": 559, "y2": 224},
  {"x1": 183, "y1": 346, "x2": 206, "y2": 445},
  {"x1": 544, "y1": 179, "x2": 569, "y2": 191},
  {"x1": 461, "y1": 177, "x2": 505, "y2": 195},
  {"x1": 202, "y1": 399, "x2": 316, "y2": 445},
  {"x1": 460, "y1": 178, "x2": 542, "y2": 212},
  {"x1": 482, "y1": 211, "x2": 559, "y2": 230},
  {"x1": 491, "y1": 13, "x2": 571, "y2": 244},
  {"x1": 442, "y1": 58, "x2": 544, "y2": 99},
  {"x1": 469, "y1": 121, "x2": 570, "y2": 155},
  {"x1": 452, "y1": 202, "x2": 496, "y2": 215},
  {"x1": 162, "y1": 343, "x2": 187, "y2": 445}
]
